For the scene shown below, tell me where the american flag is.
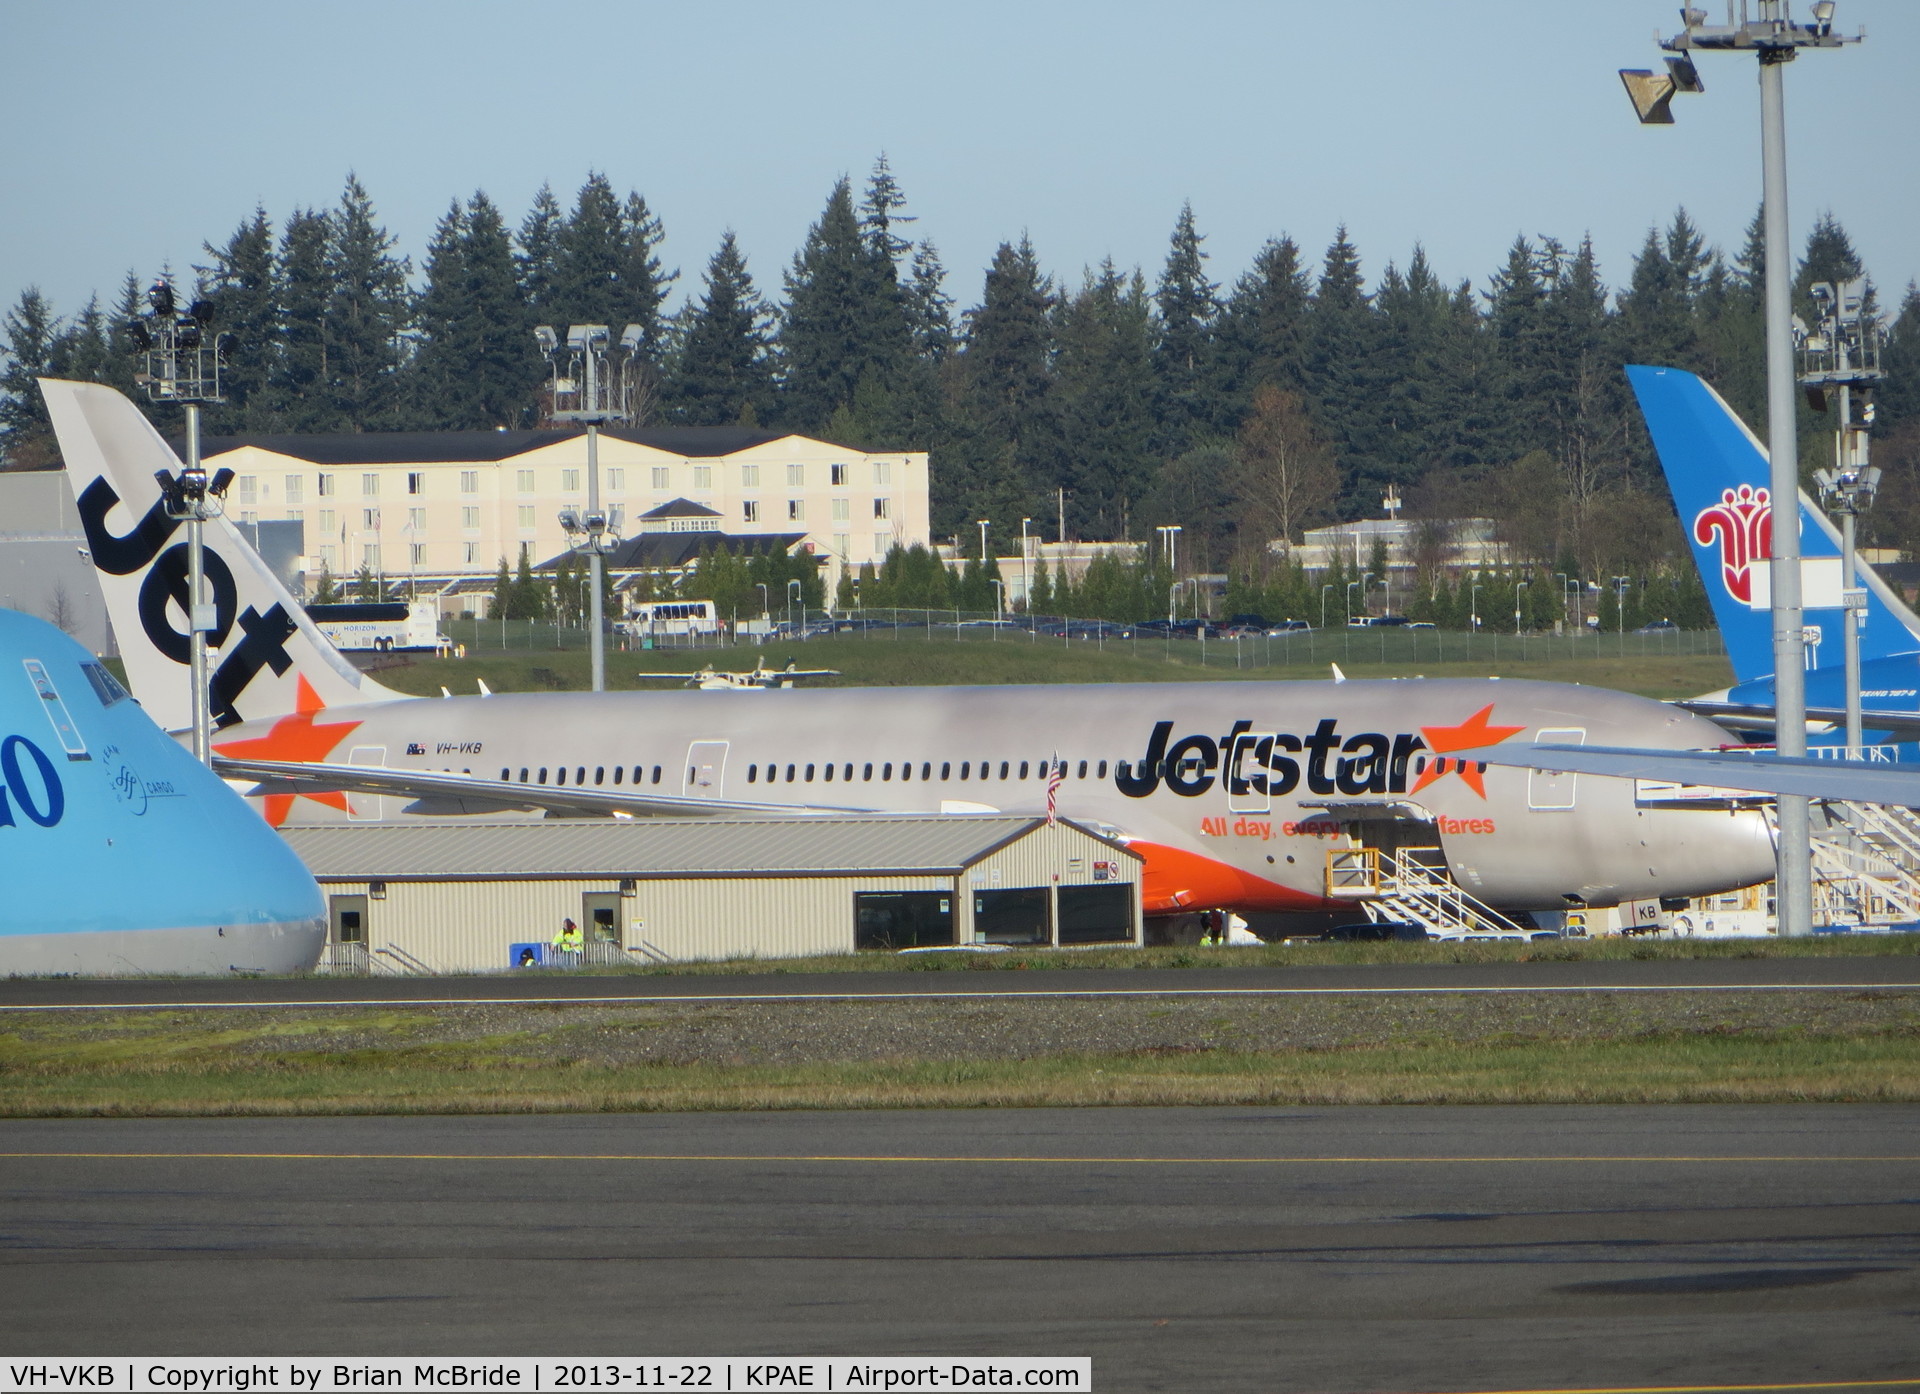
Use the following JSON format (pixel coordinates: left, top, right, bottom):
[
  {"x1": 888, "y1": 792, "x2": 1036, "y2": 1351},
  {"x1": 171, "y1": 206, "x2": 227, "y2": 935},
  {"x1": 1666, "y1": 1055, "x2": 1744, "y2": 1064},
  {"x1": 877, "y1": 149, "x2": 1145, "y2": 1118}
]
[{"x1": 1046, "y1": 755, "x2": 1063, "y2": 824}]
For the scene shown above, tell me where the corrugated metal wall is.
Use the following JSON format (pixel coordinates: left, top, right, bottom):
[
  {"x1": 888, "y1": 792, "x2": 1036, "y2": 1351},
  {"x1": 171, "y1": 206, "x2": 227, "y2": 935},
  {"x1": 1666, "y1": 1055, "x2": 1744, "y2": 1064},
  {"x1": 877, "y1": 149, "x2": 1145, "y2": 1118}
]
[{"x1": 632, "y1": 874, "x2": 951, "y2": 961}]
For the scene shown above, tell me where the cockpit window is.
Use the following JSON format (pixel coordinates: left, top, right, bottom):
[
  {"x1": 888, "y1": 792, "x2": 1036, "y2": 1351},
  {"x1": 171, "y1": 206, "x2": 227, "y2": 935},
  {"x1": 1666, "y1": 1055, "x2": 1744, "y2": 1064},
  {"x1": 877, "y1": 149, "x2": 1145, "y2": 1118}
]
[{"x1": 80, "y1": 661, "x2": 130, "y2": 707}]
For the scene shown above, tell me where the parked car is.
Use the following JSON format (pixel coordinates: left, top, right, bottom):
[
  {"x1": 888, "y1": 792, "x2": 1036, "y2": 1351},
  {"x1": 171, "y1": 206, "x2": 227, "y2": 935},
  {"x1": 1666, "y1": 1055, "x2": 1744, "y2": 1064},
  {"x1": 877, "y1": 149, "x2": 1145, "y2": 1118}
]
[
  {"x1": 1636, "y1": 618, "x2": 1679, "y2": 633},
  {"x1": 1321, "y1": 921, "x2": 1431, "y2": 942}
]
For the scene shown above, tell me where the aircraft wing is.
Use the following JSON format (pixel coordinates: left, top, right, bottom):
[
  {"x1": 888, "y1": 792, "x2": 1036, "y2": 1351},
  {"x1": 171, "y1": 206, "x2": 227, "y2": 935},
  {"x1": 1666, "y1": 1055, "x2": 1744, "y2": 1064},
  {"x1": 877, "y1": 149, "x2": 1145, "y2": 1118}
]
[
  {"x1": 1463, "y1": 742, "x2": 1920, "y2": 809},
  {"x1": 1677, "y1": 699, "x2": 1920, "y2": 744},
  {"x1": 212, "y1": 756, "x2": 882, "y2": 818}
]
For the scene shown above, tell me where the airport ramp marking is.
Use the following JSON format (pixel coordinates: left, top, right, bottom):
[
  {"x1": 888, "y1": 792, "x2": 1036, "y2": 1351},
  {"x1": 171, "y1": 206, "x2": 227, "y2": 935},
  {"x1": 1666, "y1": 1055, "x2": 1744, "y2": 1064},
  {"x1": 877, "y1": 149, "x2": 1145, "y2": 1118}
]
[{"x1": 6, "y1": 1152, "x2": 1919, "y2": 1164}]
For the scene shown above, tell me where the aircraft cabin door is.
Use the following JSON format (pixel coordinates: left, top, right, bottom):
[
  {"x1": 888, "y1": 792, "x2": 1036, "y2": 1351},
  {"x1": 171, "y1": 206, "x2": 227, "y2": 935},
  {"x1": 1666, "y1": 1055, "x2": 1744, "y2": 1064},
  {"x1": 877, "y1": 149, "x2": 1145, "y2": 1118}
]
[
  {"x1": 683, "y1": 741, "x2": 728, "y2": 798},
  {"x1": 1226, "y1": 732, "x2": 1275, "y2": 815},
  {"x1": 347, "y1": 746, "x2": 388, "y2": 820},
  {"x1": 1527, "y1": 728, "x2": 1585, "y2": 810}
]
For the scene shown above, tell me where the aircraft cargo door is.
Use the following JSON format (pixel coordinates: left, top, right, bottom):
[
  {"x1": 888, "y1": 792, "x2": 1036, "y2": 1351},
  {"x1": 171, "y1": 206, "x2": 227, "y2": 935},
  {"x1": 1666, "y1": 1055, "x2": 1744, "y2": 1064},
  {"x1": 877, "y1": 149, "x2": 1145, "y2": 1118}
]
[
  {"x1": 1527, "y1": 729, "x2": 1584, "y2": 810},
  {"x1": 683, "y1": 741, "x2": 728, "y2": 798}
]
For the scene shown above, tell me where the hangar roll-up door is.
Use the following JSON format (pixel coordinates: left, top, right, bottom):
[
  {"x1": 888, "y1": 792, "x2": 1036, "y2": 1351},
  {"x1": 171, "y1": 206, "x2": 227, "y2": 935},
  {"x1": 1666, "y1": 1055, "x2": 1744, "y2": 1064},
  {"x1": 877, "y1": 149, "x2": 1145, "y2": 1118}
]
[
  {"x1": 1057, "y1": 884, "x2": 1133, "y2": 944},
  {"x1": 855, "y1": 892, "x2": 954, "y2": 950}
]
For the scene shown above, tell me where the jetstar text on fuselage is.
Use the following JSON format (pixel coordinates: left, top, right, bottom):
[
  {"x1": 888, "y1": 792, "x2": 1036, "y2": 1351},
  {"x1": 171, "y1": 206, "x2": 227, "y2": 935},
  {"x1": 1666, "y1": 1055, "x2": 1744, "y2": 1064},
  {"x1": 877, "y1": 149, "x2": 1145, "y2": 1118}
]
[{"x1": 1118, "y1": 718, "x2": 1423, "y2": 799}]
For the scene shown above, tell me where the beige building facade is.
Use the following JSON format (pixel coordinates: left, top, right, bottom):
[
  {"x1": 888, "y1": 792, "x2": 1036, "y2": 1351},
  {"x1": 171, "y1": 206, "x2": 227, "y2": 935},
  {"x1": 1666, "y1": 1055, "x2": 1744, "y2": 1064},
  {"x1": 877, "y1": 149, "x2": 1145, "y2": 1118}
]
[{"x1": 200, "y1": 426, "x2": 931, "y2": 599}]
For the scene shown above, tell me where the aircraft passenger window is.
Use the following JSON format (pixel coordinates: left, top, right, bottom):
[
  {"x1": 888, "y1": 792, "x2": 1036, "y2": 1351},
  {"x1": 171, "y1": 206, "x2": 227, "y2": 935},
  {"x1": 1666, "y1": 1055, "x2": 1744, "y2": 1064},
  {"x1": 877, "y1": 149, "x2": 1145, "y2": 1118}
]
[
  {"x1": 577, "y1": 767, "x2": 585, "y2": 784},
  {"x1": 500, "y1": 768, "x2": 509, "y2": 780},
  {"x1": 863, "y1": 763, "x2": 873, "y2": 780},
  {"x1": 1019, "y1": 761, "x2": 1030, "y2": 780},
  {"x1": 824, "y1": 764, "x2": 834, "y2": 781},
  {"x1": 1415, "y1": 757, "x2": 1427, "y2": 775},
  {"x1": 538, "y1": 768, "x2": 548, "y2": 783},
  {"x1": 651, "y1": 766, "x2": 662, "y2": 784},
  {"x1": 999, "y1": 761, "x2": 1009, "y2": 780},
  {"x1": 1077, "y1": 761, "x2": 1087, "y2": 778},
  {"x1": 1477, "y1": 761, "x2": 1487, "y2": 773},
  {"x1": 959, "y1": 762, "x2": 969, "y2": 778},
  {"x1": 747, "y1": 765, "x2": 757, "y2": 783},
  {"x1": 883, "y1": 762, "x2": 893, "y2": 780},
  {"x1": 805, "y1": 764, "x2": 815, "y2": 781},
  {"x1": 846, "y1": 763, "x2": 855, "y2": 781},
  {"x1": 613, "y1": 767, "x2": 623, "y2": 785},
  {"x1": 941, "y1": 762, "x2": 950, "y2": 780},
  {"x1": 785, "y1": 764, "x2": 795, "y2": 781},
  {"x1": 594, "y1": 767, "x2": 604, "y2": 785},
  {"x1": 921, "y1": 762, "x2": 931, "y2": 780},
  {"x1": 519, "y1": 768, "x2": 528, "y2": 782},
  {"x1": 1098, "y1": 760, "x2": 1108, "y2": 778},
  {"x1": 557, "y1": 767, "x2": 567, "y2": 785},
  {"x1": 901, "y1": 762, "x2": 912, "y2": 781}
]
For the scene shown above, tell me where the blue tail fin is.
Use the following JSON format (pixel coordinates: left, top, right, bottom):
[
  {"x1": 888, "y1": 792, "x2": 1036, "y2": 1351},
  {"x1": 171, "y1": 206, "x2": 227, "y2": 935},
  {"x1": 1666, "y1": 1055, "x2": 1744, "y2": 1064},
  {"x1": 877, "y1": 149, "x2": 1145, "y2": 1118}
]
[{"x1": 1626, "y1": 365, "x2": 1920, "y2": 685}]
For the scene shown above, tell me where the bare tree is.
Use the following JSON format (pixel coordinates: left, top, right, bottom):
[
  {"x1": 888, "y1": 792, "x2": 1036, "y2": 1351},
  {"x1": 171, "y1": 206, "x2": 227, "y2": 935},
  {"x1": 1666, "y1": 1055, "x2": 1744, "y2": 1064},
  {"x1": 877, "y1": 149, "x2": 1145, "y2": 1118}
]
[
  {"x1": 44, "y1": 582, "x2": 78, "y2": 636},
  {"x1": 1233, "y1": 385, "x2": 1338, "y2": 546}
]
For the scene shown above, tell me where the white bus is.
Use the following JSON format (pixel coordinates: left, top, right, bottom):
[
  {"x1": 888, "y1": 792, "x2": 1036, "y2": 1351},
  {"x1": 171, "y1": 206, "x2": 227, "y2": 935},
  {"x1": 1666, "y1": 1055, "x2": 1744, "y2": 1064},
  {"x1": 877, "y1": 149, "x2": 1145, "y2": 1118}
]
[
  {"x1": 626, "y1": 600, "x2": 722, "y2": 638},
  {"x1": 305, "y1": 601, "x2": 448, "y2": 653}
]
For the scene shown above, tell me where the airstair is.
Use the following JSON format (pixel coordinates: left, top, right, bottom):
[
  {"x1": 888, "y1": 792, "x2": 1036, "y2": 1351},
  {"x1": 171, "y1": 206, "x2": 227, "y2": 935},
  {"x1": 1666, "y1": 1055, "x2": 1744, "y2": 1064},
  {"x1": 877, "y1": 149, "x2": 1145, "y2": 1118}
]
[
  {"x1": 1808, "y1": 801, "x2": 1920, "y2": 928},
  {"x1": 1325, "y1": 846, "x2": 1532, "y2": 938}
]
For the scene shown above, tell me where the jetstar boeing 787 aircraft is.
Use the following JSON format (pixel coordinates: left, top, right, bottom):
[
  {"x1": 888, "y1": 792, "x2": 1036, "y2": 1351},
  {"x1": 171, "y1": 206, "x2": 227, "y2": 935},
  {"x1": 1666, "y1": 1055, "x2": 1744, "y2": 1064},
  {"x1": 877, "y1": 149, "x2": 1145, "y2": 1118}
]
[{"x1": 46, "y1": 378, "x2": 1777, "y2": 918}]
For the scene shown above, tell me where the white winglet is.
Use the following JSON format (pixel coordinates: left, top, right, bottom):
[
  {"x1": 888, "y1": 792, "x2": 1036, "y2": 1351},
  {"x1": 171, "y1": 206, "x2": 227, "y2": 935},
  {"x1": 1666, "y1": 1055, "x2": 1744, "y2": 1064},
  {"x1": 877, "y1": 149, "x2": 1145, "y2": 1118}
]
[{"x1": 1331, "y1": 663, "x2": 1347, "y2": 683}]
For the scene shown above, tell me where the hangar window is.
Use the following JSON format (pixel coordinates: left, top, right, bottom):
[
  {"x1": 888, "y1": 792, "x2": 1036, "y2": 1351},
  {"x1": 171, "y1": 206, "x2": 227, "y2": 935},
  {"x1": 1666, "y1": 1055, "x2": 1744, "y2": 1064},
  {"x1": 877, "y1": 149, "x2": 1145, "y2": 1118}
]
[
  {"x1": 863, "y1": 763, "x2": 873, "y2": 780},
  {"x1": 1019, "y1": 761, "x2": 1029, "y2": 779},
  {"x1": 941, "y1": 762, "x2": 951, "y2": 779},
  {"x1": 805, "y1": 764, "x2": 815, "y2": 781},
  {"x1": 746, "y1": 765, "x2": 757, "y2": 783},
  {"x1": 651, "y1": 766, "x2": 662, "y2": 784}
]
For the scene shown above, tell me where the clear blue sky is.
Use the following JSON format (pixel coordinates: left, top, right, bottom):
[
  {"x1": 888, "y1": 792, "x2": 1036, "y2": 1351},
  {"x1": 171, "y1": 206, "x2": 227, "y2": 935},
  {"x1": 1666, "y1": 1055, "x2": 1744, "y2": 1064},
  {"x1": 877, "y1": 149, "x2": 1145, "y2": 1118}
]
[{"x1": 4, "y1": 1, "x2": 1914, "y2": 333}]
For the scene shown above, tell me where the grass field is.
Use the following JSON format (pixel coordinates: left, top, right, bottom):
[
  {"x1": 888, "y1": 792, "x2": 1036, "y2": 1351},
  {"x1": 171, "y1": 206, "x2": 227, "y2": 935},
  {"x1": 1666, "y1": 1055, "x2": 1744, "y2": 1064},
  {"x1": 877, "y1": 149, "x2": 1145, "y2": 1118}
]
[
  {"x1": 380, "y1": 627, "x2": 1733, "y2": 701},
  {"x1": 5, "y1": 991, "x2": 1915, "y2": 1115}
]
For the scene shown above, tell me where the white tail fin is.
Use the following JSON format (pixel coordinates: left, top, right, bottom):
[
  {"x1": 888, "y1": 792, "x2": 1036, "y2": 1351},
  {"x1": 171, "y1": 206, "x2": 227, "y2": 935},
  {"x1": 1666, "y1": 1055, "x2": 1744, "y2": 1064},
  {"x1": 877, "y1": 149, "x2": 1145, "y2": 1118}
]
[{"x1": 41, "y1": 378, "x2": 404, "y2": 731}]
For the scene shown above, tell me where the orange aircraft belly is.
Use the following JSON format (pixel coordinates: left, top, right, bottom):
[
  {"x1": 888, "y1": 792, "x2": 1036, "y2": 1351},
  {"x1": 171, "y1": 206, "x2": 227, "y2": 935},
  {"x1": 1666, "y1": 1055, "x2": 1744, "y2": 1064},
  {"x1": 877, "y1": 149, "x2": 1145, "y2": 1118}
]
[{"x1": 1129, "y1": 840, "x2": 1333, "y2": 915}]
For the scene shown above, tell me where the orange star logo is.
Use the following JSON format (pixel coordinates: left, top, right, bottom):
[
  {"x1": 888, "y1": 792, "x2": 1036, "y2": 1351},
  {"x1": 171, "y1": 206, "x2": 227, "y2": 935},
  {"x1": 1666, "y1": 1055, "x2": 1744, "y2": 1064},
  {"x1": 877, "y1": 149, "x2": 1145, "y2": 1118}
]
[
  {"x1": 213, "y1": 674, "x2": 362, "y2": 826},
  {"x1": 1409, "y1": 704, "x2": 1526, "y2": 799}
]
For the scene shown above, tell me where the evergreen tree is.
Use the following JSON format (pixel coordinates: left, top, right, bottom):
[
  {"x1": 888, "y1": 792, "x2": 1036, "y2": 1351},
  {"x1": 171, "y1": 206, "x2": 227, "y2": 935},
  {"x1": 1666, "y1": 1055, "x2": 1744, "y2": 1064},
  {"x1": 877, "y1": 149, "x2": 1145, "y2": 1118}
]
[
  {"x1": 619, "y1": 191, "x2": 676, "y2": 372},
  {"x1": 1053, "y1": 260, "x2": 1156, "y2": 540},
  {"x1": 951, "y1": 237, "x2": 1056, "y2": 533},
  {"x1": 549, "y1": 173, "x2": 626, "y2": 330},
  {"x1": 0, "y1": 288, "x2": 59, "y2": 467},
  {"x1": 516, "y1": 182, "x2": 565, "y2": 319},
  {"x1": 1151, "y1": 202, "x2": 1219, "y2": 453},
  {"x1": 670, "y1": 232, "x2": 774, "y2": 426},
  {"x1": 1302, "y1": 226, "x2": 1376, "y2": 508},
  {"x1": 196, "y1": 207, "x2": 278, "y2": 428},
  {"x1": 858, "y1": 153, "x2": 916, "y2": 265},
  {"x1": 904, "y1": 241, "x2": 955, "y2": 363},
  {"x1": 1880, "y1": 283, "x2": 1920, "y2": 433},
  {"x1": 778, "y1": 176, "x2": 908, "y2": 432},
  {"x1": 1215, "y1": 235, "x2": 1311, "y2": 413},
  {"x1": 411, "y1": 192, "x2": 535, "y2": 428},
  {"x1": 1615, "y1": 214, "x2": 1703, "y2": 375},
  {"x1": 324, "y1": 173, "x2": 411, "y2": 429},
  {"x1": 268, "y1": 208, "x2": 332, "y2": 429},
  {"x1": 312, "y1": 563, "x2": 340, "y2": 604}
]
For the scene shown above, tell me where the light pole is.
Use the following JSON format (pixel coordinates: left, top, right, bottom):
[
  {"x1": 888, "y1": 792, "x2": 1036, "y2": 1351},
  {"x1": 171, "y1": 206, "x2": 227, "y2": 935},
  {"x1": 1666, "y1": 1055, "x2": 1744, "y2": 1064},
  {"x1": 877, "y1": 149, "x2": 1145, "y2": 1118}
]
[
  {"x1": 1613, "y1": 576, "x2": 1630, "y2": 635},
  {"x1": 990, "y1": 579, "x2": 1004, "y2": 627},
  {"x1": 1320, "y1": 584, "x2": 1333, "y2": 630},
  {"x1": 1469, "y1": 582, "x2": 1482, "y2": 633},
  {"x1": 756, "y1": 583, "x2": 770, "y2": 620},
  {"x1": 1155, "y1": 525, "x2": 1183, "y2": 621},
  {"x1": 1806, "y1": 275, "x2": 1886, "y2": 761},
  {"x1": 1622, "y1": 2, "x2": 1862, "y2": 935},
  {"x1": 129, "y1": 280, "x2": 234, "y2": 765},
  {"x1": 976, "y1": 519, "x2": 989, "y2": 563},
  {"x1": 537, "y1": 323, "x2": 642, "y2": 692},
  {"x1": 1019, "y1": 517, "x2": 1032, "y2": 616},
  {"x1": 788, "y1": 579, "x2": 803, "y2": 636},
  {"x1": 1514, "y1": 580, "x2": 1528, "y2": 636}
]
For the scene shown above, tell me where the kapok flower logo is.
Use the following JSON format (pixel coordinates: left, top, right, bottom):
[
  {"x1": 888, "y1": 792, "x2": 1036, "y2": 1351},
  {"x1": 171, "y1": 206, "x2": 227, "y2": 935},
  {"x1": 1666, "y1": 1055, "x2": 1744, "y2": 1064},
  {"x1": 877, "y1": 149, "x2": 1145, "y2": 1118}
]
[{"x1": 1694, "y1": 484, "x2": 1771, "y2": 603}]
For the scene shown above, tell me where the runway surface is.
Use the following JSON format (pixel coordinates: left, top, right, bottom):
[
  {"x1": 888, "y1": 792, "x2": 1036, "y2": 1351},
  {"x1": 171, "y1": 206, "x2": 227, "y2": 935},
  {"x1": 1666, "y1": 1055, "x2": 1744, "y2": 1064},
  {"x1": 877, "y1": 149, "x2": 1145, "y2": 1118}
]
[
  {"x1": 4, "y1": 953, "x2": 1919, "y2": 1010},
  {"x1": 4, "y1": 1106, "x2": 1917, "y2": 1391}
]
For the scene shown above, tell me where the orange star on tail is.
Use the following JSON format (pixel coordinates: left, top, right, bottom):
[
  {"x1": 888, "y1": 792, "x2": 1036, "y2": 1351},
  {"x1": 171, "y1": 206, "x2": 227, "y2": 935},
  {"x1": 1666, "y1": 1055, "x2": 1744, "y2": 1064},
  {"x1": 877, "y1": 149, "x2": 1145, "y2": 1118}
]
[
  {"x1": 1409, "y1": 704, "x2": 1526, "y2": 799},
  {"x1": 212, "y1": 674, "x2": 363, "y2": 826}
]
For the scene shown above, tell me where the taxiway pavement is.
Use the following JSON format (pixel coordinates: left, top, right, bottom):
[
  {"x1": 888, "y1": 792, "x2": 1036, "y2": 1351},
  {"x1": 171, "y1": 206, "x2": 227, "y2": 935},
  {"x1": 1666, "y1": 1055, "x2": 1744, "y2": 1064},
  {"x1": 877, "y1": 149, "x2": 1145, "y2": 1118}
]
[{"x1": 3, "y1": 1105, "x2": 1916, "y2": 1391}]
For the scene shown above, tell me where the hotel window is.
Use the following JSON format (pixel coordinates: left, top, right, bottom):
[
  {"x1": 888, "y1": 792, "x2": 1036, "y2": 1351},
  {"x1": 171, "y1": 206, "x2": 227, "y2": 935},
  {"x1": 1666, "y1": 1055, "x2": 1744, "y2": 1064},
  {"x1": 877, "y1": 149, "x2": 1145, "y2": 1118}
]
[
  {"x1": 873, "y1": 461, "x2": 892, "y2": 485},
  {"x1": 692, "y1": 465, "x2": 712, "y2": 489},
  {"x1": 741, "y1": 464, "x2": 759, "y2": 487},
  {"x1": 518, "y1": 506, "x2": 536, "y2": 529},
  {"x1": 362, "y1": 508, "x2": 380, "y2": 531},
  {"x1": 362, "y1": 473, "x2": 380, "y2": 496},
  {"x1": 874, "y1": 532, "x2": 892, "y2": 555},
  {"x1": 464, "y1": 542, "x2": 479, "y2": 565},
  {"x1": 874, "y1": 498, "x2": 891, "y2": 520},
  {"x1": 462, "y1": 507, "x2": 480, "y2": 530},
  {"x1": 831, "y1": 463, "x2": 848, "y2": 486},
  {"x1": 318, "y1": 509, "x2": 336, "y2": 534},
  {"x1": 512, "y1": 470, "x2": 533, "y2": 493},
  {"x1": 560, "y1": 468, "x2": 580, "y2": 492},
  {"x1": 460, "y1": 470, "x2": 479, "y2": 494},
  {"x1": 407, "y1": 472, "x2": 425, "y2": 495},
  {"x1": 235, "y1": 476, "x2": 258, "y2": 506},
  {"x1": 786, "y1": 463, "x2": 805, "y2": 486},
  {"x1": 410, "y1": 543, "x2": 427, "y2": 566},
  {"x1": 283, "y1": 475, "x2": 304, "y2": 506},
  {"x1": 607, "y1": 468, "x2": 624, "y2": 492},
  {"x1": 742, "y1": 500, "x2": 760, "y2": 523},
  {"x1": 318, "y1": 544, "x2": 337, "y2": 569},
  {"x1": 286, "y1": 509, "x2": 303, "y2": 526},
  {"x1": 652, "y1": 466, "x2": 670, "y2": 489},
  {"x1": 317, "y1": 473, "x2": 335, "y2": 497},
  {"x1": 788, "y1": 499, "x2": 804, "y2": 521},
  {"x1": 408, "y1": 507, "x2": 426, "y2": 532},
  {"x1": 363, "y1": 544, "x2": 381, "y2": 570},
  {"x1": 240, "y1": 511, "x2": 258, "y2": 526},
  {"x1": 831, "y1": 498, "x2": 850, "y2": 522},
  {"x1": 834, "y1": 534, "x2": 850, "y2": 558}
]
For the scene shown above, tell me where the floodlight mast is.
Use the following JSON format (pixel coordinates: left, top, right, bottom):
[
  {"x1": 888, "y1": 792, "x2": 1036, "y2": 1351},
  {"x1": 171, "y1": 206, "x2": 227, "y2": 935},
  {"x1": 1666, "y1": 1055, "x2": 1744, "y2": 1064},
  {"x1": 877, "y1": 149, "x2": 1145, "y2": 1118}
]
[
  {"x1": 537, "y1": 322, "x2": 644, "y2": 693},
  {"x1": 1624, "y1": 1, "x2": 1863, "y2": 938},
  {"x1": 130, "y1": 279, "x2": 231, "y2": 765}
]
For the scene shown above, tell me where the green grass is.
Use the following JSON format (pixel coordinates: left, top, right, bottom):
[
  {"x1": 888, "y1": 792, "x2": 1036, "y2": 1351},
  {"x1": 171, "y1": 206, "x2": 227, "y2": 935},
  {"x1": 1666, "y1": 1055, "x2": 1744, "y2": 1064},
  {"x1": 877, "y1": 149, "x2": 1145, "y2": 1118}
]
[
  {"x1": 382, "y1": 628, "x2": 1733, "y2": 701},
  {"x1": 4, "y1": 1025, "x2": 1915, "y2": 1116}
]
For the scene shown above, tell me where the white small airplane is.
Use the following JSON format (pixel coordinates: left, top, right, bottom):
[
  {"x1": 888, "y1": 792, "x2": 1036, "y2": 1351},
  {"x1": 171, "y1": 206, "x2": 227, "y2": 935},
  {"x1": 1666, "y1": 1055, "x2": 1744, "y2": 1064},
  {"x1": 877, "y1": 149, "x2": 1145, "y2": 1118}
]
[
  {"x1": 639, "y1": 660, "x2": 841, "y2": 690},
  {"x1": 45, "y1": 377, "x2": 1780, "y2": 921}
]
